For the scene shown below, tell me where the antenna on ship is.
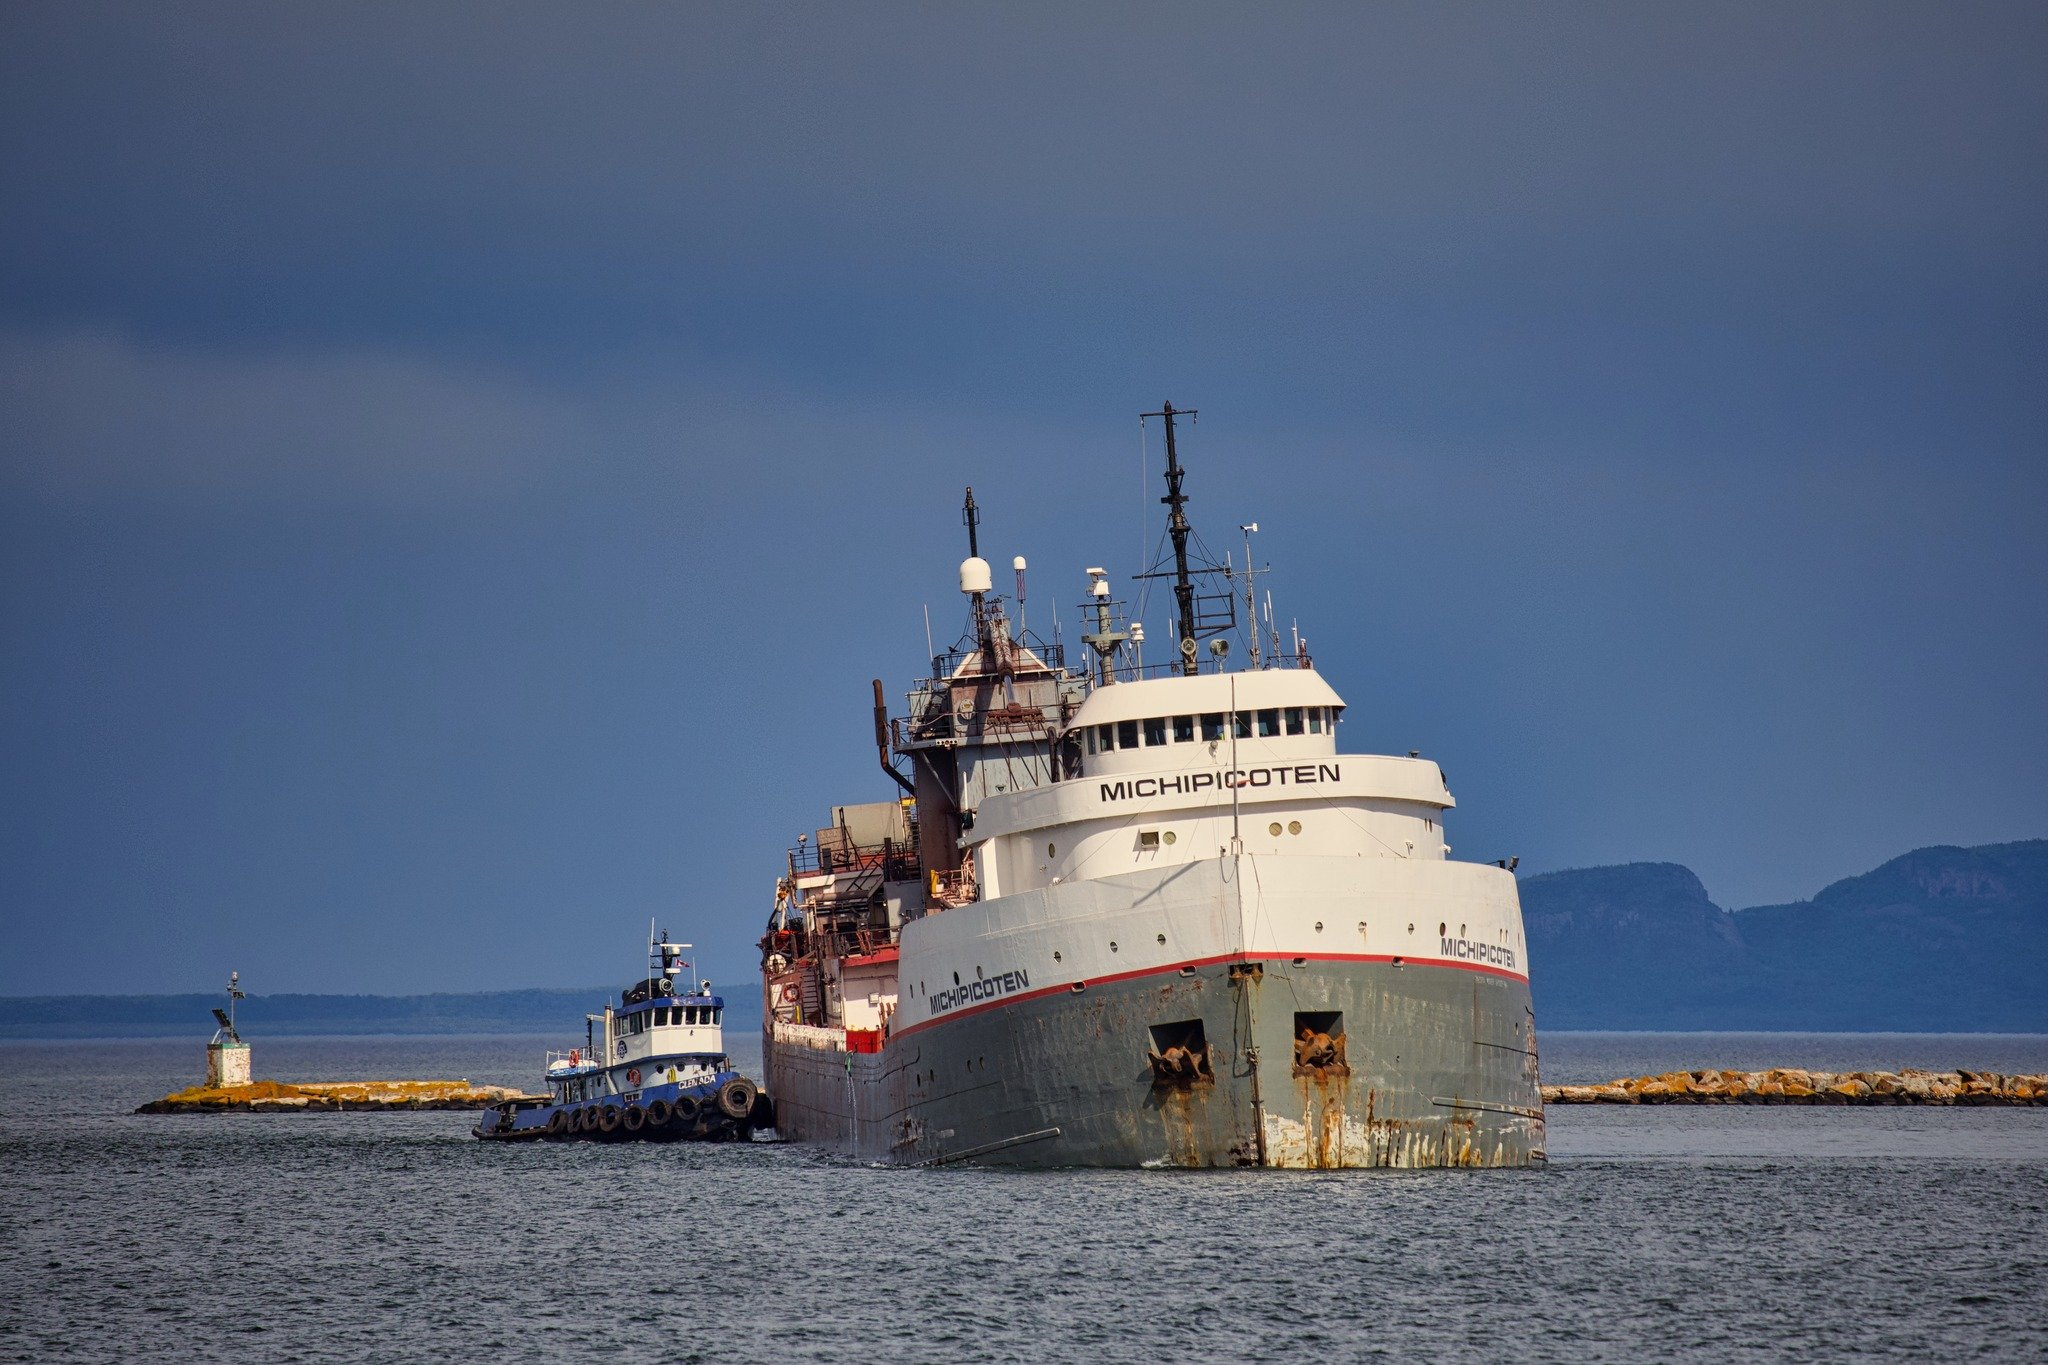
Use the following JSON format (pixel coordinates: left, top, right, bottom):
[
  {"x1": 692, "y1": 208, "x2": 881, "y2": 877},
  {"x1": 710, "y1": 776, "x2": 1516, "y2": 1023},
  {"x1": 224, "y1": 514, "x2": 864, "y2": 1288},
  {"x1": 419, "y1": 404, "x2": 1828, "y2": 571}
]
[
  {"x1": 1239, "y1": 523, "x2": 1261, "y2": 669},
  {"x1": 1145, "y1": 402, "x2": 1200, "y2": 676},
  {"x1": 959, "y1": 486, "x2": 993, "y2": 649},
  {"x1": 1137, "y1": 401, "x2": 1234, "y2": 677}
]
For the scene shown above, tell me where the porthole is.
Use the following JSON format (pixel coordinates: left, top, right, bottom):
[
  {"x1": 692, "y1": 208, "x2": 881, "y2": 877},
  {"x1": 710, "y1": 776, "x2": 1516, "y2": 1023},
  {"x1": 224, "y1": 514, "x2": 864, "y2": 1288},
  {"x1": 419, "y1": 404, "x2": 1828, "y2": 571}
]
[
  {"x1": 1460, "y1": 924, "x2": 1466, "y2": 936},
  {"x1": 1288, "y1": 820, "x2": 1302, "y2": 835},
  {"x1": 1438, "y1": 922, "x2": 1446, "y2": 936},
  {"x1": 1163, "y1": 831, "x2": 1177, "y2": 845},
  {"x1": 1314, "y1": 921, "x2": 1323, "y2": 933},
  {"x1": 1048, "y1": 843, "x2": 1056, "y2": 858},
  {"x1": 1268, "y1": 822, "x2": 1283, "y2": 836},
  {"x1": 1156, "y1": 933, "x2": 1166, "y2": 945},
  {"x1": 1053, "y1": 951, "x2": 1062, "y2": 962},
  {"x1": 1407, "y1": 923, "x2": 1414, "y2": 933},
  {"x1": 1109, "y1": 941, "x2": 1119, "y2": 953},
  {"x1": 975, "y1": 966, "x2": 983, "y2": 979},
  {"x1": 952, "y1": 972, "x2": 960, "y2": 985}
]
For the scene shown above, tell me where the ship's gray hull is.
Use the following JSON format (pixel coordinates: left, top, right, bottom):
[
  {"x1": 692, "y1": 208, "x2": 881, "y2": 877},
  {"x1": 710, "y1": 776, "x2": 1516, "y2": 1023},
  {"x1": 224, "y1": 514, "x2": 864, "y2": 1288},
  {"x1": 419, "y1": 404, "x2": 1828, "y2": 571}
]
[{"x1": 766, "y1": 955, "x2": 1543, "y2": 1168}]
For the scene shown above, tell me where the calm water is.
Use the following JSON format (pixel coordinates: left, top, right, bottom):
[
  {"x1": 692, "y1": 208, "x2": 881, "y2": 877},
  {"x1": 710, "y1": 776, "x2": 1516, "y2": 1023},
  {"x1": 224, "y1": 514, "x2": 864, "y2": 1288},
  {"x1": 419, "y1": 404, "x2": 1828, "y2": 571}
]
[{"x1": 4, "y1": 1033, "x2": 2045, "y2": 1362}]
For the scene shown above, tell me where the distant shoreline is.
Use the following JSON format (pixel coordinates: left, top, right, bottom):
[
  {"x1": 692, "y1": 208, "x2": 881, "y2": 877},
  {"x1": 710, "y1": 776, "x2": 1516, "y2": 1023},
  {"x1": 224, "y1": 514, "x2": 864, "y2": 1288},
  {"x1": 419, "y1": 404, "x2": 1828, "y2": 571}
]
[{"x1": 0, "y1": 989, "x2": 765, "y2": 1041}]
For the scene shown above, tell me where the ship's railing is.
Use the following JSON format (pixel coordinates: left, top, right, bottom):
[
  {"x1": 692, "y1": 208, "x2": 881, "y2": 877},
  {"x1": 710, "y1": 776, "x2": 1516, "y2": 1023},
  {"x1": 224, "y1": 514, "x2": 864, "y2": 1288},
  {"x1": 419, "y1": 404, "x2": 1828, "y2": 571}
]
[
  {"x1": 544, "y1": 1049, "x2": 594, "y2": 1073},
  {"x1": 924, "y1": 638, "x2": 1067, "y2": 681},
  {"x1": 786, "y1": 838, "x2": 921, "y2": 881},
  {"x1": 1113, "y1": 652, "x2": 1317, "y2": 682},
  {"x1": 772, "y1": 1019, "x2": 849, "y2": 1052},
  {"x1": 928, "y1": 865, "x2": 978, "y2": 911}
]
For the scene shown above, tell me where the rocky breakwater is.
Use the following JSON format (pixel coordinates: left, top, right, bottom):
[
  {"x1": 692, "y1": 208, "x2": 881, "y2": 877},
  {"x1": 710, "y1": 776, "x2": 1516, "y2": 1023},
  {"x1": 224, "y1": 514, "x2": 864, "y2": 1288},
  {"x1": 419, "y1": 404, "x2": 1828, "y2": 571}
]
[
  {"x1": 1543, "y1": 1069, "x2": 2048, "y2": 1105},
  {"x1": 137, "y1": 1079, "x2": 539, "y2": 1113}
]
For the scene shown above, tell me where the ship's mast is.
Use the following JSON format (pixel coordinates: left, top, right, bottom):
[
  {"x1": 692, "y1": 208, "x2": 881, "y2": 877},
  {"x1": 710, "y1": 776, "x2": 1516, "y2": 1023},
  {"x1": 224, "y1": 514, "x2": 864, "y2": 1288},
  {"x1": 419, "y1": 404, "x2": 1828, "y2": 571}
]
[
  {"x1": 1143, "y1": 401, "x2": 1200, "y2": 676},
  {"x1": 963, "y1": 486, "x2": 989, "y2": 646}
]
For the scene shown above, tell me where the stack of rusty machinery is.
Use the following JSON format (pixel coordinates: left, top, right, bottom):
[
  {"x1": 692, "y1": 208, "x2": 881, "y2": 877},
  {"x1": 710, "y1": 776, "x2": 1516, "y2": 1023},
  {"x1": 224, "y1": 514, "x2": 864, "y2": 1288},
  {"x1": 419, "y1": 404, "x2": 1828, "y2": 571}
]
[{"x1": 1148, "y1": 1040, "x2": 1217, "y2": 1090}]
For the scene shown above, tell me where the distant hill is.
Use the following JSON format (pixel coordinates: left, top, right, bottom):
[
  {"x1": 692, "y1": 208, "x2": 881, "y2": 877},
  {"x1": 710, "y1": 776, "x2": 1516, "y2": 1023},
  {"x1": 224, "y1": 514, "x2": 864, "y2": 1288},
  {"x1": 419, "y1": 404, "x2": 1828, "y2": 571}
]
[
  {"x1": 0, "y1": 988, "x2": 765, "y2": 1041},
  {"x1": 1523, "y1": 839, "x2": 2048, "y2": 1030}
]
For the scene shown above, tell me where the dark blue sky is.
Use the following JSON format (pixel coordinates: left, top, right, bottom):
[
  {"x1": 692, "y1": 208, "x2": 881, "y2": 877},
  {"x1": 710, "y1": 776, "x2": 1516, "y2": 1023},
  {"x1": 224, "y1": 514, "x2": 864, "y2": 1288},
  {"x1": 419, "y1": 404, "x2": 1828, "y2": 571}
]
[{"x1": 3, "y1": 3, "x2": 2043, "y2": 995}]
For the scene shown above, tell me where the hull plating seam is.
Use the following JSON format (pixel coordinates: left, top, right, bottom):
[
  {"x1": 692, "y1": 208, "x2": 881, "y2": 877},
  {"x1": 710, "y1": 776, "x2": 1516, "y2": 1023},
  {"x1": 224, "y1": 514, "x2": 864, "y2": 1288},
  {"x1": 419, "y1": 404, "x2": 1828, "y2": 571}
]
[{"x1": 891, "y1": 949, "x2": 1528, "y2": 1042}]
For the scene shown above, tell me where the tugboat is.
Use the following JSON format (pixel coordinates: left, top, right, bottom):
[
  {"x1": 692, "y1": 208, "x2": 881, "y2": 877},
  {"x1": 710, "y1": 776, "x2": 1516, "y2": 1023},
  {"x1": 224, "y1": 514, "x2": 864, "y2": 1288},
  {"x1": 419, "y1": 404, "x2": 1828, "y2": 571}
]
[{"x1": 474, "y1": 932, "x2": 769, "y2": 1142}]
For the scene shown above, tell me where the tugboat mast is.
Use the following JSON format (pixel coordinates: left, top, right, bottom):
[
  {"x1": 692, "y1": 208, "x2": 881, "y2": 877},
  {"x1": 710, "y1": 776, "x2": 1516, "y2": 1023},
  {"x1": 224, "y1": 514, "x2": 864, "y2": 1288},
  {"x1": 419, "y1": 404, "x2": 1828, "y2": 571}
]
[{"x1": 1142, "y1": 401, "x2": 1201, "y2": 676}]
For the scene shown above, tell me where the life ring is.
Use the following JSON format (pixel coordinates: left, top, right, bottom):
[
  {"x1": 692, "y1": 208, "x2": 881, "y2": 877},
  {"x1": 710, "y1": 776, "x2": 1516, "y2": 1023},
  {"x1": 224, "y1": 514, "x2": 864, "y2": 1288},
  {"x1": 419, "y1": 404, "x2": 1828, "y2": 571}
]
[
  {"x1": 626, "y1": 1068, "x2": 641, "y2": 1087},
  {"x1": 717, "y1": 1077, "x2": 757, "y2": 1121},
  {"x1": 622, "y1": 1104, "x2": 646, "y2": 1133},
  {"x1": 569, "y1": 1048, "x2": 579, "y2": 1065}
]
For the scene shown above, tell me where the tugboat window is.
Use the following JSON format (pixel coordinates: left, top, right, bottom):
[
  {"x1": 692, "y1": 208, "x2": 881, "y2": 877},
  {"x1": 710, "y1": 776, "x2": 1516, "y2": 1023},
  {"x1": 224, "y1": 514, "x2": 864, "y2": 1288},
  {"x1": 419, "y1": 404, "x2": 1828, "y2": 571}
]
[
  {"x1": 1086, "y1": 729, "x2": 1096, "y2": 754},
  {"x1": 1117, "y1": 720, "x2": 1139, "y2": 749},
  {"x1": 1233, "y1": 711, "x2": 1253, "y2": 739},
  {"x1": 1201, "y1": 712, "x2": 1225, "y2": 741},
  {"x1": 1173, "y1": 715, "x2": 1194, "y2": 742},
  {"x1": 1308, "y1": 708, "x2": 1323, "y2": 734},
  {"x1": 1098, "y1": 724, "x2": 1115, "y2": 750},
  {"x1": 1285, "y1": 707, "x2": 1304, "y2": 735},
  {"x1": 1144, "y1": 717, "x2": 1167, "y2": 746},
  {"x1": 1257, "y1": 709, "x2": 1279, "y2": 737}
]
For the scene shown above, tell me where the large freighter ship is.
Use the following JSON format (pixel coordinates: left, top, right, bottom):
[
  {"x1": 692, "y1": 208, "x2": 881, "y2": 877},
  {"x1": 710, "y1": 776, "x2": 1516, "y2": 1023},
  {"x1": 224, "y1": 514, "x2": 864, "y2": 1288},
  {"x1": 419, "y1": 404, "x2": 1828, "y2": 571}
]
[{"x1": 760, "y1": 404, "x2": 1543, "y2": 1168}]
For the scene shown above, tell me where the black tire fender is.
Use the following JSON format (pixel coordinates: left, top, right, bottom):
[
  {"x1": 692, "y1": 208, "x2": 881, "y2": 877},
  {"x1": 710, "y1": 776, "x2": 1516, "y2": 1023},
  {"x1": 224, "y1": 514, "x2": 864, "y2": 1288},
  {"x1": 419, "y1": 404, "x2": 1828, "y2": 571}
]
[{"x1": 717, "y1": 1078, "x2": 756, "y2": 1121}]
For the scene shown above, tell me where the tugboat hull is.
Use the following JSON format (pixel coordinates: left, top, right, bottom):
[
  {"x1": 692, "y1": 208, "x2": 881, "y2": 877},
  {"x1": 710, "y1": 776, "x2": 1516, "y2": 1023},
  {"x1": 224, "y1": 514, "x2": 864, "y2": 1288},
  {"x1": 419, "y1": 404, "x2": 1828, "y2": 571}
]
[{"x1": 474, "y1": 1073, "x2": 764, "y2": 1142}]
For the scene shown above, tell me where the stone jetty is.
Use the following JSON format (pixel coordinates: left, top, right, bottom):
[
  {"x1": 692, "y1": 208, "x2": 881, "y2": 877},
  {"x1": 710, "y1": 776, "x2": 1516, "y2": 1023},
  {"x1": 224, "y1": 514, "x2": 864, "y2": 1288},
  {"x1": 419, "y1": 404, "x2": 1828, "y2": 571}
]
[
  {"x1": 136, "y1": 1079, "x2": 540, "y2": 1113},
  {"x1": 1542, "y1": 1069, "x2": 2047, "y2": 1105}
]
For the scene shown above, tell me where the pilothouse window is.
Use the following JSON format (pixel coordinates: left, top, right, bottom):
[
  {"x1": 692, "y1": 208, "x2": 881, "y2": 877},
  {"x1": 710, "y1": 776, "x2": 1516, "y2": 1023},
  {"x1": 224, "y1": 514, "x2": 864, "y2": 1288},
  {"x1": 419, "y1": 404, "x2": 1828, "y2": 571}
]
[
  {"x1": 1173, "y1": 715, "x2": 1194, "y2": 742},
  {"x1": 1144, "y1": 717, "x2": 1167, "y2": 747},
  {"x1": 1285, "y1": 707, "x2": 1304, "y2": 735},
  {"x1": 1201, "y1": 713, "x2": 1225, "y2": 741},
  {"x1": 1257, "y1": 709, "x2": 1279, "y2": 737},
  {"x1": 1308, "y1": 708, "x2": 1323, "y2": 734},
  {"x1": 1233, "y1": 712, "x2": 1253, "y2": 739},
  {"x1": 1117, "y1": 720, "x2": 1139, "y2": 750}
]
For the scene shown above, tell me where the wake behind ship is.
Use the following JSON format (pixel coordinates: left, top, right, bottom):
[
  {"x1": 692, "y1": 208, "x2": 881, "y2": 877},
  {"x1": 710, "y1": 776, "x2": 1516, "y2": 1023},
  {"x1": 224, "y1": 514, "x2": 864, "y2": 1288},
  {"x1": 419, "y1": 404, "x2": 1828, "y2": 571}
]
[{"x1": 760, "y1": 404, "x2": 1544, "y2": 1167}]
